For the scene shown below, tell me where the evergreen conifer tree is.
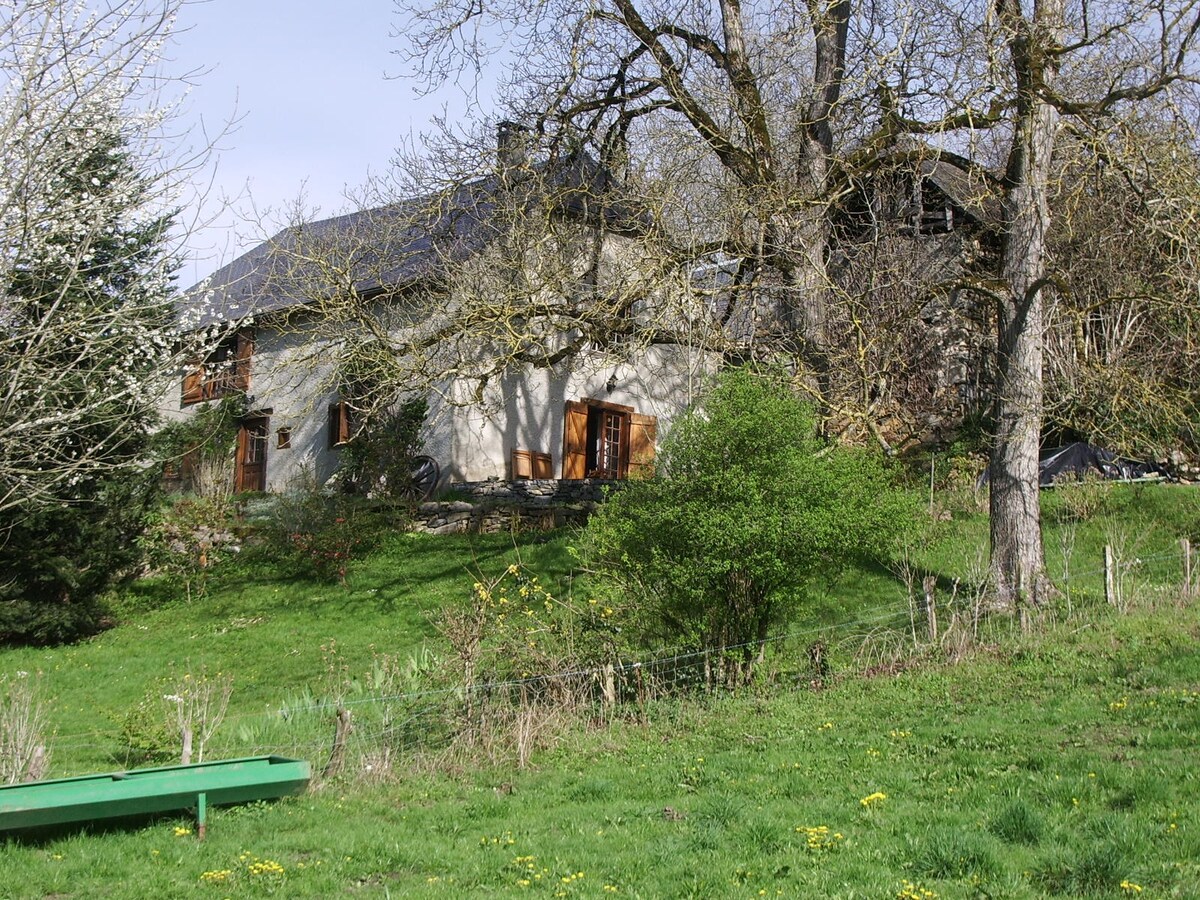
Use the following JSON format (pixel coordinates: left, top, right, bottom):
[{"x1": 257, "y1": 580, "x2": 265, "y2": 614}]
[{"x1": 0, "y1": 104, "x2": 177, "y2": 645}]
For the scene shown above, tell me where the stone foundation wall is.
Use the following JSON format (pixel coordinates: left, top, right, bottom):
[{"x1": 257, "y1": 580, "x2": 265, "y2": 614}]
[{"x1": 412, "y1": 479, "x2": 618, "y2": 535}]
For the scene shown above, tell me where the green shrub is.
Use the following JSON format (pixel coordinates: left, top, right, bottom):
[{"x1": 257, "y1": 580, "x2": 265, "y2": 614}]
[
  {"x1": 436, "y1": 562, "x2": 626, "y2": 692},
  {"x1": 580, "y1": 367, "x2": 914, "y2": 685},
  {"x1": 924, "y1": 449, "x2": 988, "y2": 518},
  {"x1": 138, "y1": 496, "x2": 240, "y2": 602},
  {"x1": 262, "y1": 490, "x2": 398, "y2": 585},
  {"x1": 337, "y1": 399, "x2": 429, "y2": 500},
  {"x1": 0, "y1": 472, "x2": 157, "y2": 646},
  {"x1": 1045, "y1": 472, "x2": 1114, "y2": 523},
  {"x1": 115, "y1": 690, "x2": 177, "y2": 767}
]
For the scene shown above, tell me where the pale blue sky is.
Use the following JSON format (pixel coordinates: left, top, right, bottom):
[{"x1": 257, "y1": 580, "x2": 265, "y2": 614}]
[{"x1": 168, "y1": 1, "x2": 496, "y2": 284}]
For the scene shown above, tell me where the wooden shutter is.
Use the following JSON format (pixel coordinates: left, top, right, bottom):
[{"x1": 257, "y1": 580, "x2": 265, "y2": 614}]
[
  {"x1": 531, "y1": 451, "x2": 553, "y2": 479},
  {"x1": 628, "y1": 413, "x2": 657, "y2": 479},
  {"x1": 233, "y1": 328, "x2": 254, "y2": 393},
  {"x1": 561, "y1": 401, "x2": 588, "y2": 479},
  {"x1": 511, "y1": 449, "x2": 533, "y2": 479},
  {"x1": 329, "y1": 401, "x2": 352, "y2": 448},
  {"x1": 181, "y1": 363, "x2": 203, "y2": 405},
  {"x1": 235, "y1": 423, "x2": 250, "y2": 492}
]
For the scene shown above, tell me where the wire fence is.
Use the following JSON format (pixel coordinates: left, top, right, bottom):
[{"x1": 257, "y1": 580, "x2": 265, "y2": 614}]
[{"x1": 10, "y1": 536, "x2": 1198, "y2": 784}]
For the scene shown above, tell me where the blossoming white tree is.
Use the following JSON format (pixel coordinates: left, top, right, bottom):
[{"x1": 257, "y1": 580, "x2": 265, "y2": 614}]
[{"x1": 0, "y1": 0, "x2": 206, "y2": 514}]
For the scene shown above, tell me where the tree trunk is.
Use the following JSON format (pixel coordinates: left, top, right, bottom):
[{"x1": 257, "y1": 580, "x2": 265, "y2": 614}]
[
  {"x1": 786, "y1": 0, "x2": 849, "y2": 394},
  {"x1": 989, "y1": 0, "x2": 1063, "y2": 613},
  {"x1": 782, "y1": 205, "x2": 832, "y2": 379}
]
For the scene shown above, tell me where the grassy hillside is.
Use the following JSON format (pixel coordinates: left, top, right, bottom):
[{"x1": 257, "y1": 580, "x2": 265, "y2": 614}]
[
  {"x1": 2, "y1": 482, "x2": 1198, "y2": 898},
  {"x1": 1, "y1": 530, "x2": 577, "y2": 775}
]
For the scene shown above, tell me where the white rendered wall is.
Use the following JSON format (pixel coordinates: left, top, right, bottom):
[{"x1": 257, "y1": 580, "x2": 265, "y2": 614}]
[{"x1": 424, "y1": 343, "x2": 714, "y2": 483}]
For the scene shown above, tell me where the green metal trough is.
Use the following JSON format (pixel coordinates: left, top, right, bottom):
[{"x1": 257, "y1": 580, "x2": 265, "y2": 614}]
[{"x1": 0, "y1": 755, "x2": 310, "y2": 837}]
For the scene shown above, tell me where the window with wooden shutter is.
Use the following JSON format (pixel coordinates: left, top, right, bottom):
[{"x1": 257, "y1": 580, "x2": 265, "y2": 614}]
[
  {"x1": 512, "y1": 449, "x2": 534, "y2": 479},
  {"x1": 592, "y1": 408, "x2": 626, "y2": 478},
  {"x1": 181, "y1": 327, "x2": 255, "y2": 404},
  {"x1": 531, "y1": 451, "x2": 553, "y2": 479},
  {"x1": 181, "y1": 363, "x2": 203, "y2": 405},
  {"x1": 563, "y1": 398, "x2": 649, "y2": 480},
  {"x1": 233, "y1": 329, "x2": 254, "y2": 393},
  {"x1": 329, "y1": 400, "x2": 353, "y2": 448}
]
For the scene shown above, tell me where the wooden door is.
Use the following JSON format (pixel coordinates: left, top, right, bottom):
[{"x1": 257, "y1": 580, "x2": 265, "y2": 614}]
[
  {"x1": 235, "y1": 416, "x2": 269, "y2": 492},
  {"x1": 594, "y1": 408, "x2": 625, "y2": 478}
]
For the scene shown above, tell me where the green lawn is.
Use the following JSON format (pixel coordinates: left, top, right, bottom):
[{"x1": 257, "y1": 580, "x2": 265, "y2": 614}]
[
  {"x1": 2, "y1": 483, "x2": 1199, "y2": 898},
  {"x1": 2, "y1": 530, "x2": 577, "y2": 775}
]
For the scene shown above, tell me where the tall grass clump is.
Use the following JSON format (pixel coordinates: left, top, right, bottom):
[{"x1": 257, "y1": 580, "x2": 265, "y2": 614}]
[
  {"x1": 909, "y1": 826, "x2": 1002, "y2": 880},
  {"x1": 989, "y1": 799, "x2": 1044, "y2": 845},
  {"x1": 432, "y1": 559, "x2": 629, "y2": 767},
  {"x1": 1, "y1": 673, "x2": 51, "y2": 783}
]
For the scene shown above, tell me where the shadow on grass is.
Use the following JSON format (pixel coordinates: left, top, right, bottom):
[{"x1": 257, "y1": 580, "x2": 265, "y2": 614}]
[
  {"x1": 137, "y1": 529, "x2": 582, "y2": 625},
  {"x1": 0, "y1": 809, "x2": 197, "y2": 847}
]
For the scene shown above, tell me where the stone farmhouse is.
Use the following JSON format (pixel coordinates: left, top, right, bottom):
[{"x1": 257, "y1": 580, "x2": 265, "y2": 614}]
[
  {"x1": 168, "y1": 135, "x2": 999, "y2": 497},
  {"x1": 169, "y1": 133, "x2": 709, "y2": 495}
]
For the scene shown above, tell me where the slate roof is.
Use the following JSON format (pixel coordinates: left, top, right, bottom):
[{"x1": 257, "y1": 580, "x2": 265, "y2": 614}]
[
  {"x1": 916, "y1": 157, "x2": 1003, "y2": 229},
  {"x1": 179, "y1": 153, "x2": 639, "y2": 331},
  {"x1": 691, "y1": 151, "x2": 1002, "y2": 344}
]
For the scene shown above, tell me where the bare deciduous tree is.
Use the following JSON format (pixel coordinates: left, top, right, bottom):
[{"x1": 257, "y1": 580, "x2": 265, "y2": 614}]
[
  {"x1": 389, "y1": 0, "x2": 1199, "y2": 611},
  {"x1": 394, "y1": 0, "x2": 869, "y2": 386},
  {"x1": 203, "y1": 0, "x2": 1200, "y2": 616},
  {"x1": 878, "y1": 0, "x2": 1200, "y2": 609},
  {"x1": 1043, "y1": 128, "x2": 1200, "y2": 454},
  {"x1": 216, "y1": 1, "x2": 994, "y2": 455}
]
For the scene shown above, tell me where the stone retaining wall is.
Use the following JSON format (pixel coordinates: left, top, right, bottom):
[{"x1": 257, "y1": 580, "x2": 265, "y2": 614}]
[{"x1": 412, "y1": 479, "x2": 618, "y2": 535}]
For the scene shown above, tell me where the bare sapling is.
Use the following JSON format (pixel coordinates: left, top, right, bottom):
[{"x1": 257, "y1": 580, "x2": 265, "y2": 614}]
[{"x1": 163, "y1": 670, "x2": 234, "y2": 765}]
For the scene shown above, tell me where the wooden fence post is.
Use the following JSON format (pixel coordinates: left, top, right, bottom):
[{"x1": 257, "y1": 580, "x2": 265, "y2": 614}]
[
  {"x1": 922, "y1": 575, "x2": 938, "y2": 643},
  {"x1": 601, "y1": 664, "x2": 616, "y2": 709},
  {"x1": 1183, "y1": 538, "x2": 1193, "y2": 597},
  {"x1": 929, "y1": 455, "x2": 936, "y2": 519},
  {"x1": 1105, "y1": 545, "x2": 1116, "y2": 607},
  {"x1": 323, "y1": 706, "x2": 353, "y2": 780},
  {"x1": 634, "y1": 664, "x2": 647, "y2": 727}
]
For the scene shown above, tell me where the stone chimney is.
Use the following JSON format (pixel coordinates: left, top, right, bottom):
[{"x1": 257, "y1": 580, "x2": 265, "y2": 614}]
[{"x1": 497, "y1": 120, "x2": 530, "y2": 174}]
